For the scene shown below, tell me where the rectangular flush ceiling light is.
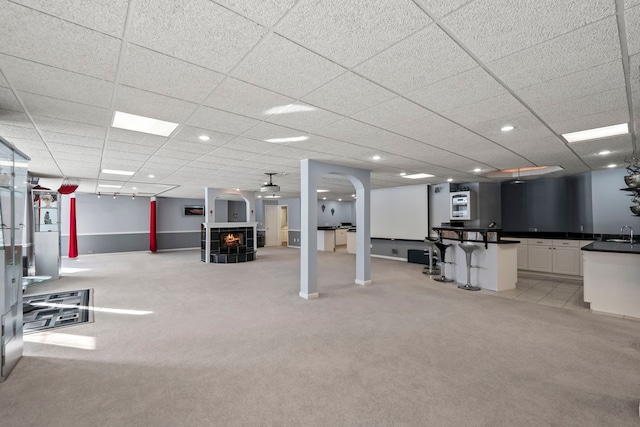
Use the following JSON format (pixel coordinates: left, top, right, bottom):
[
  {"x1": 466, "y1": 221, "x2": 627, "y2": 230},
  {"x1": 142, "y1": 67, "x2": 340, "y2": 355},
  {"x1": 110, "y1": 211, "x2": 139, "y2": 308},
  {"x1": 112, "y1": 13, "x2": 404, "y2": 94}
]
[
  {"x1": 112, "y1": 111, "x2": 179, "y2": 137},
  {"x1": 403, "y1": 173, "x2": 435, "y2": 179},
  {"x1": 102, "y1": 169, "x2": 135, "y2": 176},
  {"x1": 562, "y1": 123, "x2": 628, "y2": 143}
]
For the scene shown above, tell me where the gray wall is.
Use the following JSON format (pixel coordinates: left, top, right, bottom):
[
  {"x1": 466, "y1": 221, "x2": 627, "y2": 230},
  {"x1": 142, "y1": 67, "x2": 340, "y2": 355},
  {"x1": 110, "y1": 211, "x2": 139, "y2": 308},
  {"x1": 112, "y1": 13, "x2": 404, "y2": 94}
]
[
  {"x1": 591, "y1": 167, "x2": 639, "y2": 234},
  {"x1": 60, "y1": 193, "x2": 205, "y2": 255},
  {"x1": 280, "y1": 198, "x2": 301, "y2": 229},
  {"x1": 214, "y1": 199, "x2": 228, "y2": 222},
  {"x1": 317, "y1": 200, "x2": 352, "y2": 226},
  {"x1": 228, "y1": 200, "x2": 246, "y2": 222},
  {"x1": 429, "y1": 184, "x2": 450, "y2": 236}
]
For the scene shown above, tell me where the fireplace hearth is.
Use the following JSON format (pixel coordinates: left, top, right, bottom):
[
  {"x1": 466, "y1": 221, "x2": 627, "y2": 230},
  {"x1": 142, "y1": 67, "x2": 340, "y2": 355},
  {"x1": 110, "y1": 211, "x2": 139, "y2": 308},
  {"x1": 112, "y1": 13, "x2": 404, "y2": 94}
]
[{"x1": 201, "y1": 223, "x2": 257, "y2": 263}]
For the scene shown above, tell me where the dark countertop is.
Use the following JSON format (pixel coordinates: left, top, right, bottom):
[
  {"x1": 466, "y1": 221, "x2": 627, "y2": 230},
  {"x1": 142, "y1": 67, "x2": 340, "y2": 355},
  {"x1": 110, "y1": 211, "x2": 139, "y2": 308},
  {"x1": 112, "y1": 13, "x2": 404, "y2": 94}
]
[
  {"x1": 433, "y1": 226, "x2": 501, "y2": 232},
  {"x1": 581, "y1": 241, "x2": 640, "y2": 254}
]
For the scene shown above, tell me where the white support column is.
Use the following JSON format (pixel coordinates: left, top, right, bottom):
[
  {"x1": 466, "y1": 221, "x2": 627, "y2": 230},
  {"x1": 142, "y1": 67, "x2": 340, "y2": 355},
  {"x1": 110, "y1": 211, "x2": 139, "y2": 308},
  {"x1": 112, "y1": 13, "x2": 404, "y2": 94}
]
[{"x1": 300, "y1": 160, "x2": 371, "y2": 298}]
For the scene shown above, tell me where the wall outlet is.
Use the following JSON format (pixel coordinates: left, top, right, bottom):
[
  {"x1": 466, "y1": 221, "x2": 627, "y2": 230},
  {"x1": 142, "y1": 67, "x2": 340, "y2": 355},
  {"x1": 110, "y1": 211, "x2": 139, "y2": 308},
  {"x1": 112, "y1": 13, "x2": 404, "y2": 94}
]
[{"x1": 391, "y1": 248, "x2": 398, "y2": 255}]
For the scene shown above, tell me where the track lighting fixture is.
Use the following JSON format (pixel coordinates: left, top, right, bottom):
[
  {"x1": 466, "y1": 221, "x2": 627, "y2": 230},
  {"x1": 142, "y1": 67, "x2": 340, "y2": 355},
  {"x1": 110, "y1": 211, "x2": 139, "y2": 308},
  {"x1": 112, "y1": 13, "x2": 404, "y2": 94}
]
[
  {"x1": 113, "y1": 193, "x2": 117, "y2": 199},
  {"x1": 97, "y1": 192, "x2": 101, "y2": 198},
  {"x1": 132, "y1": 194, "x2": 135, "y2": 200}
]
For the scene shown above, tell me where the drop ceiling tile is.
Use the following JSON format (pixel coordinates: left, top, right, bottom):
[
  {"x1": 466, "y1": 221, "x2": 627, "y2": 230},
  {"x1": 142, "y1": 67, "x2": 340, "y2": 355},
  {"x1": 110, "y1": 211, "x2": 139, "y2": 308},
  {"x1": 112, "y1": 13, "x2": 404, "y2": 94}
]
[
  {"x1": 548, "y1": 107, "x2": 630, "y2": 136},
  {"x1": 224, "y1": 137, "x2": 276, "y2": 154},
  {"x1": 388, "y1": 113, "x2": 458, "y2": 142},
  {"x1": 487, "y1": 18, "x2": 621, "y2": 90},
  {"x1": 569, "y1": 134, "x2": 634, "y2": 158},
  {"x1": 314, "y1": 118, "x2": 380, "y2": 141},
  {"x1": 145, "y1": 156, "x2": 192, "y2": 166},
  {"x1": 204, "y1": 77, "x2": 294, "y2": 119},
  {"x1": 166, "y1": 140, "x2": 219, "y2": 155},
  {"x1": 515, "y1": 60, "x2": 625, "y2": 109},
  {"x1": 441, "y1": 93, "x2": 528, "y2": 126},
  {"x1": 19, "y1": 92, "x2": 110, "y2": 127},
  {"x1": 265, "y1": 103, "x2": 345, "y2": 134},
  {"x1": 1, "y1": 55, "x2": 113, "y2": 108},
  {"x1": 187, "y1": 106, "x2": 260, "y2": 135},
  {"x1": 537, "y1": 87, "x2": 628, "y2": 126},
  {"x1": 12, "y1": 0, "x2": 129, "y2": 37},
  {"x1": 120, "y1": 45, "x2": 225, "y2": 104},
  {"x1": 102, "y1": 149, "x2": 150, "y2": 162},
  {"x1": 0, "y1": 70, "x2": 8, "y2": 87},
  {"x1": 41, "y1": 132, "x2": 104, "y2": 149},
  {"x1": 172, "y1": 126, "x2": 235, "y2": 145},
  {"x1": 444, "y1": 0, "x2": 613, "y2": 63},
  {"x1": 0, "y1": 2, "x2": 120, "y2": 80},
  {"x1": 130, "y1": 0, "x2": 266, "y2": 73},
  {"x1": 49, "y1": 142, "x2": 102, "y2": 157},
  {"x1": 2, "y1": 137, "x2": 48, "y2": 156},
  {"x1": 105, "y1": 141, "x2": 158, "y2": 155},
  {"x1": 152, "y1": 148, "x2": 203, "y2": 161},
  {"x1": 355, "y1": 25, "x2": 477, "y2": 94},
  {"x1": 420, "y1": 0, "x2": 473, "y2": 18},
  {"x1": 207, "y1": 147, "x2": 256, "y2": 161},
  {"x1": 31, "y1": 116, "x2": 106, "y2": 140},
  {"x1": 0, "y1": 124, "x2": 40, "y2": 141},
  {"x1": 467, "y1": 112, "x2": 553, "y2": 143},
  {"x1": 241, "y1": 122, "x2": 309, "y2": 142},
  {"x1": 406, "y1": 67, "x2": 507, "y2": 112},
  {"x1": 349, "y1": 97, "x2": 433, "y2": 130},
  {"x1": 108, "y1": 129, "x2": 169, "y2": 147},
  {"x1": 232, "y1": 34, "x2": 345, "y2": 98},
  {"x1": 100, "y1": 158, "x2": 144, "y2": 170},
  {"x1": 278, "y1": 0, "x2": 430, "y2": 68},
  {"x1": 0, "y1": 87, "x2": 24, "y2": 112},
  {"x1": 626, "y1": 5, "x2": 640, "y2": 56},
  {"x1": 302, "y1": 72, "x2": 396, "y2": 116},
  {"x1": 115, "y1": 86, "x2": 198, "y2": 124},
  {"x1": 213, "y1": 0, "x2": 295, "y2": 27}
]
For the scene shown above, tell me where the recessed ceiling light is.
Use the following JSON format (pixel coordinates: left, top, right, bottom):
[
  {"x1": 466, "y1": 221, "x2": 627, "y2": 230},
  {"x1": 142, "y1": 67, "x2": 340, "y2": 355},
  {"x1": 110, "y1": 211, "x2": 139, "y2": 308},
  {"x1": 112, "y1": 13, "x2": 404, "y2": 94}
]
[
  {"x1": 101, "y1": 169, "x2": 134, "y2": 176},
  {"x1": 132, "y1": 187, "x2": 137, "y2": 190},
  {"x1": 148, "y1": 174, "x2": 155, "y2": 178},
  {"x1": 402, "y1": 173, "x2": 435, "y2": 179},
  {"x1": 607, "y1": 163, "x2": 617, "y2": 168},
  {"x1": 264, "y1": 104, "x2": 317, "y2": 115},
  {"x1": 372, "y1": 155, "x2": 381, "y2": 161},
  {"x1": 236, "y1": 188, "x2": 240, "y2": 191},
  {"x1": 338, "y1": 198, "x2": 342, "y2": 201},
  {"x1": 257, "y1": 195, "x2": 262, "y2": 198},
  {"x1": 264, "y1": 136, "x2": 308, "y2": 143},
  {"x1": 447, "y1": 178, "x2": 453, "y2": 182},
  {"x1": 322, "y1": 197, "x2": 327, "y2": 200},
  {"x1": 473, "y1": 168, "x2": 482, "y2": 172},
  {"x1": 351, "y1": 194, "x2": 356, "y2": 197},
  {"x1": 399, "y1": 172, "x2": 406, "y2": 176},
  {"x1": 317, "y1": 189, "x2": 329, "y2": 193},
  {"x1": 562, "y1": 123, "x2": 629, "y2": 143},
  {"x1": 98, "y1": 184, "x2": 121, "y2": 188},
  {"x1": 598, "y1": 150, "x2": 612, "y2": 155},
  {"x1": 198, "y1": 135, "x2": 210, "y2": 141},
  {"x1": 501, "y1": 125, "x2": 515, "y2": 132},
  {"x1": 112, "y1": 111, "x2": 179, "y2": 137}
]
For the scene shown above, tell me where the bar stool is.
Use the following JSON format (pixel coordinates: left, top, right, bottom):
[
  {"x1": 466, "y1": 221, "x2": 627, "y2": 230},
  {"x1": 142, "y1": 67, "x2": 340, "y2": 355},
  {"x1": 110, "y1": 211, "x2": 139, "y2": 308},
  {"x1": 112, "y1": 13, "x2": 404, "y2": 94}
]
[
  {"x1": 433, "y1": 242, "x2": 454, "y2": 283},
  {"x1": 458, "y1": 243, "x2": 481, "y2": 291},
  {"x1": 422, "y1": 238, "x2": 441, "y2": 276}
]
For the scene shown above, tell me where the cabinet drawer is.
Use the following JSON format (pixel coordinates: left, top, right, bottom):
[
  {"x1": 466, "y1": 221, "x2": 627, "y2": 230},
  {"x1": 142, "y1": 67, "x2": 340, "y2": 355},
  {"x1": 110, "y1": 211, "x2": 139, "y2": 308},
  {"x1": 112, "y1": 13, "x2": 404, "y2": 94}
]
[
  {"x1": 552, "y1": 239, "x2": 579, "y2": 248},
  {"x1": 528, "y1": 239, "x2": 550, "y2": 246}
]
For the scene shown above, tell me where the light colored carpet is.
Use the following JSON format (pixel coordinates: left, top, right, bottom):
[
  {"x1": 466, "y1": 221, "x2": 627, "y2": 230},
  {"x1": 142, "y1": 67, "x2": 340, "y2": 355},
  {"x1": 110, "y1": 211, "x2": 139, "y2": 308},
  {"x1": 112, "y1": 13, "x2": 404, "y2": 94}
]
[{"x1": 2, "y1": 247, "x2": 639, "y2": 426}]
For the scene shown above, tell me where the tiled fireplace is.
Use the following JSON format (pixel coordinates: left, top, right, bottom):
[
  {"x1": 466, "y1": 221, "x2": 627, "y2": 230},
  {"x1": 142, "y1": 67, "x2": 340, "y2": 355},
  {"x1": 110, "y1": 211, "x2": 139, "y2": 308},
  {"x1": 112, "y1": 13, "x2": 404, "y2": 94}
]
[{"x1": 201, "y1": 223, "x2": 257, "y2": 263}]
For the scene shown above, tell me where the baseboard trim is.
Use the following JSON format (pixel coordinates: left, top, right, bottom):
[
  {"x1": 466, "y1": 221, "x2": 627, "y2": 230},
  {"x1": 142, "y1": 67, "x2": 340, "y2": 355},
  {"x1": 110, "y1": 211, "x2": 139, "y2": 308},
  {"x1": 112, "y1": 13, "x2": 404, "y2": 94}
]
[
  {"x1": 299, "y1": 292, "x2": 319, "y2": 300},
  {"x1": 371, "y1": 254, "x2": 407, "y2": 262}
]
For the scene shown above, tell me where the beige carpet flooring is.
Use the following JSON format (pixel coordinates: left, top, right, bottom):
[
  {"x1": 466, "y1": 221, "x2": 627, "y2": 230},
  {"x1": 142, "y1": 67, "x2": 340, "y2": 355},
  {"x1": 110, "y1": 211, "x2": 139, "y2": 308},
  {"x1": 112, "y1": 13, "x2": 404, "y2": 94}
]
[{"x1": 2, "y1": 247, "x2": 640, "y2": 426}]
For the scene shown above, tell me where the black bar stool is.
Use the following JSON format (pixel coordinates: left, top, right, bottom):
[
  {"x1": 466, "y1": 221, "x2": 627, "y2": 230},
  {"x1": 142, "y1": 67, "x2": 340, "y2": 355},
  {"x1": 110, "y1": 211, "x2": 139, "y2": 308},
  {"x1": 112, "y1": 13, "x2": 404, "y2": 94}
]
[
  {"x1": 422, "y1": 238, "x2": 441, "y2": 276},
  {"x1": 433, "y1": 242, "x2": 454, "y2": 283},
  {"x1": 458, "y1": 243, "x2": 481, "y2": 291}
]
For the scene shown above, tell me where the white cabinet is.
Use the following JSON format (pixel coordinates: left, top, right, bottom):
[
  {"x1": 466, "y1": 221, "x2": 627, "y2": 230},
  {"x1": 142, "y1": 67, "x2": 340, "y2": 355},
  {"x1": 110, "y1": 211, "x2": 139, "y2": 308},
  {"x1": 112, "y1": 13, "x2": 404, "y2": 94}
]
[
  {"x1": 579, "y1": 240, "x2": 593, "y2": 276},
  {"x1": 516, "y1": 240, "x2": 529, "y2": 270},
  {"x1": 528, "y1": 240, "x2": 553, "y2": 272},
  {"x1": 524, "y1": 238, "x2": 581, "y2": 276},
  {"x1": 335, "y1": 228, "x2": 348, "y2": 245}
]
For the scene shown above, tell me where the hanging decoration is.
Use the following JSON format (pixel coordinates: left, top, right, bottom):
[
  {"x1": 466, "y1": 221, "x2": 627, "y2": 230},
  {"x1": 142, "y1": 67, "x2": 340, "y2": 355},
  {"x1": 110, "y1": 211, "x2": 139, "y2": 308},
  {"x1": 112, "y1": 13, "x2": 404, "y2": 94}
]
[
  {"x1": 623, "y1": 156, "x2": 640, "y2": 216},
  {"x1": 57, "y1": 177, "x2": 80, "y2": 194}
]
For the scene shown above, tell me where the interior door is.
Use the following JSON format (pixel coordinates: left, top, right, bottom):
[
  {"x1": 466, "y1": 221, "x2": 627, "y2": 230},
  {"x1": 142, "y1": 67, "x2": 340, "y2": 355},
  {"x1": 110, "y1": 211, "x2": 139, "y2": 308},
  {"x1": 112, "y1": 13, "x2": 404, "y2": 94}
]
[{"x1": 265, "y1": 205, "x2": 279, "y2": 246}]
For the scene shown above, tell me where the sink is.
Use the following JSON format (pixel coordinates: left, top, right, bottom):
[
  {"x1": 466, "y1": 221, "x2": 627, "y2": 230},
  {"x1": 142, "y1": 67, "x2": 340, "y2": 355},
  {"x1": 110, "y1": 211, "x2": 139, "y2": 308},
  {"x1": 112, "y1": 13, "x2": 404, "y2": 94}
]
[{"x1": 605, "y1": 239, "x2": 635, "y2": 243}]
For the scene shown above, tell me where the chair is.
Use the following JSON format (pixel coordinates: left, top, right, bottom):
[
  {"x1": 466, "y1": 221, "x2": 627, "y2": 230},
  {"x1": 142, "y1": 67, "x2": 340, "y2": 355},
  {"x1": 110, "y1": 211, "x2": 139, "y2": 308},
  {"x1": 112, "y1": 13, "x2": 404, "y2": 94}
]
[
  {"x1": 433, "y1": 242, "x2": 454, "y2": 283},
  {"x1": 458, "y1": 243, "x2": 481, "y2": 291},
  {"x1": 422, "y1": 238, "x2": 441, "y2": 276}
]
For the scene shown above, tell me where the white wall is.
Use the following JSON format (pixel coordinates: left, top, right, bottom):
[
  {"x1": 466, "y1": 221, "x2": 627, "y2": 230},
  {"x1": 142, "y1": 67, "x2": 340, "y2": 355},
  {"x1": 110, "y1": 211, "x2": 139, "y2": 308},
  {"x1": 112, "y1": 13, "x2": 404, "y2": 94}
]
[{"x1": 371, "y1": 184, "x2": 429, "y2": 239}]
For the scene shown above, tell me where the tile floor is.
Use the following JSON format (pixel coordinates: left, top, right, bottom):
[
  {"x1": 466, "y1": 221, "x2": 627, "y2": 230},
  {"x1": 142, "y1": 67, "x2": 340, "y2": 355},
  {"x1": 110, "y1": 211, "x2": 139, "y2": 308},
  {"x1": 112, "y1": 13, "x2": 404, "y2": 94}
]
[{"x1": 490, "y1": 273, "x2": 587, "y2": 311}]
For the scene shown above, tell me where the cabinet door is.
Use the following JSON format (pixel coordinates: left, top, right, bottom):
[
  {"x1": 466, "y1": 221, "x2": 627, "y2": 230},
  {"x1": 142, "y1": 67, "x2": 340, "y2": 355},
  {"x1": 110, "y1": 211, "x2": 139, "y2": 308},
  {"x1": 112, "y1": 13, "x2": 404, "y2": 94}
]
[
  {"x1": 516, "y1": 244, "x2": 529, "y2": 270},
  {"x1": 528, "y1": 244, "x2": 553, "y2": 272},
  {"x1": 552, "y1": 246, "x2": 580, "y2": 276}
]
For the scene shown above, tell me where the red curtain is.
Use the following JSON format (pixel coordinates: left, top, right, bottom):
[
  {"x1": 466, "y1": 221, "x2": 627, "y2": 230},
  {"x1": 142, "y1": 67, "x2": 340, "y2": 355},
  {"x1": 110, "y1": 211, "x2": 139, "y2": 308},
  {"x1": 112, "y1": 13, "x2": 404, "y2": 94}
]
[
  {"x1": 68, "y1": 193, "x2": 78, "y2": 258},
  {"x1": 150, "y1": 197, "x2": 157, "y2": 252}
]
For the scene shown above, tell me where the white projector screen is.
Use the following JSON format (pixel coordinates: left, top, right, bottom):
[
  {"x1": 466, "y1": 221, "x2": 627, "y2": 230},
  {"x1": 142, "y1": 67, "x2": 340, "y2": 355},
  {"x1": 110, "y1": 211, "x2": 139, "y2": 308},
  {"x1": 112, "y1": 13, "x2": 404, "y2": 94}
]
[{"x1": 370, "y1": 185, "x2": 429, "y2": 240}]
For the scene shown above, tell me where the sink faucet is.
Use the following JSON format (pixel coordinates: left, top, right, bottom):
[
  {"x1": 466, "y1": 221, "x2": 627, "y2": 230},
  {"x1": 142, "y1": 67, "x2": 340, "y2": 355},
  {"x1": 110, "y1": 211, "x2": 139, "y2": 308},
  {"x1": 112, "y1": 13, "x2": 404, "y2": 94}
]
[{"x1": 621, "y1": 225, "x2": 634, "y2": 242}]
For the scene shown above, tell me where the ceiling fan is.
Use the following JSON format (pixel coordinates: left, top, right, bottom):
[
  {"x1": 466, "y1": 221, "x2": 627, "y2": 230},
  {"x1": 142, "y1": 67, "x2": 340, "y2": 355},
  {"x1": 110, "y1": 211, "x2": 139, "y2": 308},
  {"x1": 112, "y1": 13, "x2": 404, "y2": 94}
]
[{"x1": 260, "y1": 172, "x2": 280, "y2": 193}]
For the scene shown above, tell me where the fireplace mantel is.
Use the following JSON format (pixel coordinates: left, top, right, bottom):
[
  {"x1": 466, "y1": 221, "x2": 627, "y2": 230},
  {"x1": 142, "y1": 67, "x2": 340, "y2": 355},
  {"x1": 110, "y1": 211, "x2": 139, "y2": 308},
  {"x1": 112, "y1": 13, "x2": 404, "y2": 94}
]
[{"x1": 201, "y1": 222, "x2": 258, "y2": 264}]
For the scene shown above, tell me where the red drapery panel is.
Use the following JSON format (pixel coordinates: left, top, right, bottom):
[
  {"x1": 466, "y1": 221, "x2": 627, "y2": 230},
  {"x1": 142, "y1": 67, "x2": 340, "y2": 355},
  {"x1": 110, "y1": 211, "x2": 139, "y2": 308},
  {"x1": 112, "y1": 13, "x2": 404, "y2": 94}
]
[
  {"x1": 150, "y1": 197, "x2": 157, "y2": 252},
  {"x1": 68, "y1": 193, "x2": 78, "y2": 258}
]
